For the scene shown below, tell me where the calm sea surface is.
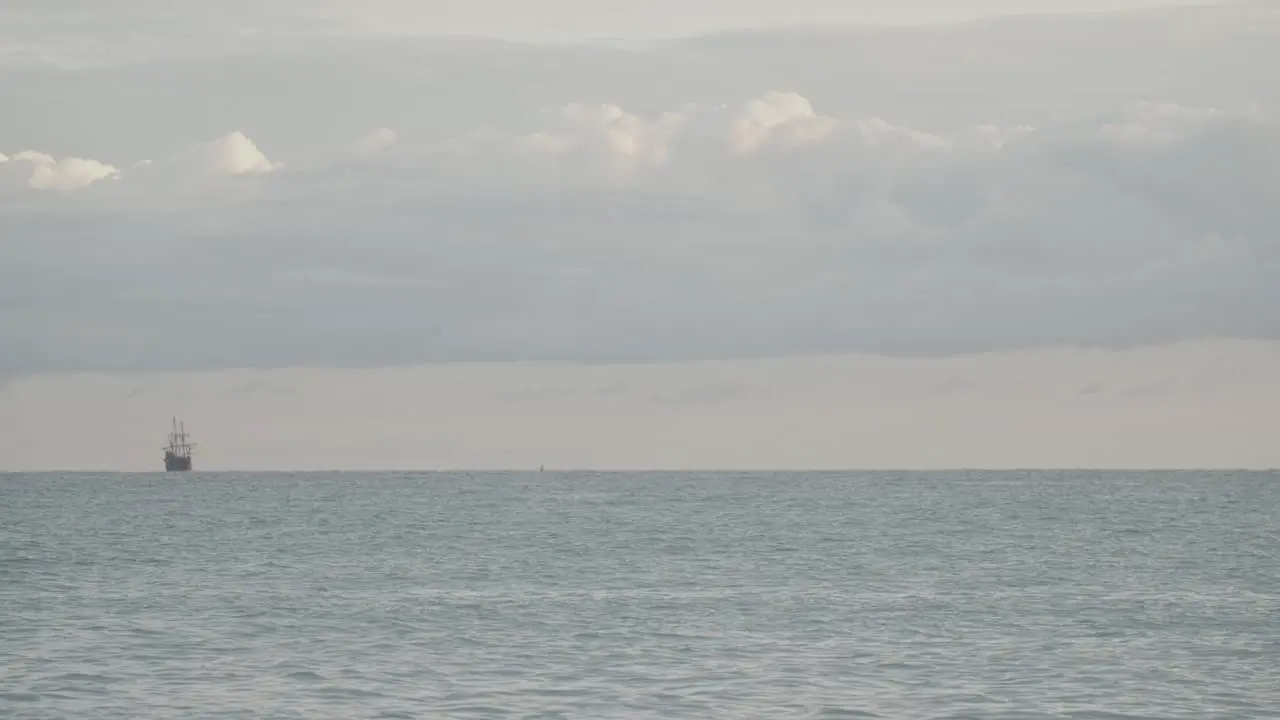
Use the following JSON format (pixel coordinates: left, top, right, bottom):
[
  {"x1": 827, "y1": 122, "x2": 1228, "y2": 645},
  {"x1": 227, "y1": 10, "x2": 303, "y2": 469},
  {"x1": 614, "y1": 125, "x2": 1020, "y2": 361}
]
[{"x1": 2, "y1": 471, "x2": 1277, "y2": 719}]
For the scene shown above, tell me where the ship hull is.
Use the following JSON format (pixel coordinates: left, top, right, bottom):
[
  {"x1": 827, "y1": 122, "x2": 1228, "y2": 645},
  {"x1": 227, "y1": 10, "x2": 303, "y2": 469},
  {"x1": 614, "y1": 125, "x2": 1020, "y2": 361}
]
[{"x1": 164, "y1": 452, "x2": 192, "y2": 472}]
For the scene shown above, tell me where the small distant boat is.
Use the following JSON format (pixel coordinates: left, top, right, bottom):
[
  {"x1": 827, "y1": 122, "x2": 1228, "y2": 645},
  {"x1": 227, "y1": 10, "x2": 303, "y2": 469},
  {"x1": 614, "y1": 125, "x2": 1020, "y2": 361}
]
[{"x1": 163, "y1": 417, "x2": 195, "y2": 472}]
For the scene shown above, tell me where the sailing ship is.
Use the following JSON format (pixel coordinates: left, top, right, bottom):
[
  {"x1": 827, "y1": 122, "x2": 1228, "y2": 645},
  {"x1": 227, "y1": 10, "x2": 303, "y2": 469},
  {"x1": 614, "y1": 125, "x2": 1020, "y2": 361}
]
[{"x1": 163, "y1": 417, "x2": 195, "y2": 472}]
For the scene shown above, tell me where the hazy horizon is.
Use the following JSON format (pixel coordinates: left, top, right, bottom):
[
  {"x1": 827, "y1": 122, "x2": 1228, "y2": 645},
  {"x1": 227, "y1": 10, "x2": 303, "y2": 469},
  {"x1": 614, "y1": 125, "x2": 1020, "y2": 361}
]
[{"x1": 5, "y1": 337, "x2": 1277, "y2": 471}]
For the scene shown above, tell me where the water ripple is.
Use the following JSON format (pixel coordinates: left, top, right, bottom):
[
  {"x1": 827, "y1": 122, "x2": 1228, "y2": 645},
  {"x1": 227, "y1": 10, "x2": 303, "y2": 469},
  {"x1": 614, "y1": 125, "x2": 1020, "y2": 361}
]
[{"x1": 1, "y1": 470, "x2": 1277, "y2": 718}]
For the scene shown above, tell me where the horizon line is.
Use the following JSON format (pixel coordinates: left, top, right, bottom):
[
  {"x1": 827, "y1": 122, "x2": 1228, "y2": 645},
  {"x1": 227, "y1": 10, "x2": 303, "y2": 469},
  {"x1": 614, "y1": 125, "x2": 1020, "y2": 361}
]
[{"x1": 3, "y1": 467, "x2": 1275, "y2": 475}]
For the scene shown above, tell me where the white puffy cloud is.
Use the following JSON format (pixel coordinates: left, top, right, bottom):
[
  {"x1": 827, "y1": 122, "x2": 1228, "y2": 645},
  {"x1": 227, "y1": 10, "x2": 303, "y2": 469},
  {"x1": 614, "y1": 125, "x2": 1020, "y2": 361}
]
[
  {"x1": 3, "y1": 95, "x2": 1272, "y2": 236},
  {"x1": 79, "y1": 131, "x2": 283, "y2": 198},
  {"x1": 728, "y1": 91, "x2": 838, "y2": 156},
  {"x1": 501, "y1": 91, "x2": 841, "y2": 175},
  {"x1": 0, "y1": 132, "x2": 278, "y2": 197},
  {"x1": 173, "y1": 131, "x2": 278, "y2": 176},
  {"x1": 512, "y1": 102, "x2": 688, "y2": 179},
  {"x1": 2, "y1": 92, "x2": 838, "y2": 195},
  {"x1": 0, "y1": 149, "x2": 118, "y2": 191}
]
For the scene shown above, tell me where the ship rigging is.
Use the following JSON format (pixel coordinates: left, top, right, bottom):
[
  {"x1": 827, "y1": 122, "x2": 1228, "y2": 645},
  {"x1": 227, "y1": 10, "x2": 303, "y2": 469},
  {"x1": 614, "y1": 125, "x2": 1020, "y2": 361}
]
[{"x1": 163, "y1": 417, "x2": 195, "y2": 472}]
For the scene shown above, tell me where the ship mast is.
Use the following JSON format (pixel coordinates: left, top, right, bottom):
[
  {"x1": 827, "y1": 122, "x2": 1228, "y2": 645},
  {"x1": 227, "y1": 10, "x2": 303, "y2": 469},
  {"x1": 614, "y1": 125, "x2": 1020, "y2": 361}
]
[{"x1": 167, "y1": 416, "x2": 193, "y2": 457}]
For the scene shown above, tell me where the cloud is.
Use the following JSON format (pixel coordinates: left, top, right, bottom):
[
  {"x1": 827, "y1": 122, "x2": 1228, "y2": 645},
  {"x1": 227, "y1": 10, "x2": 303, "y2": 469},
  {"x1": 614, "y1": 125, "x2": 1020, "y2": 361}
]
[
  {"x1": 0, "y1": 92, "x2": 839, "y2": 193},
  {"x1": 1, "y1": 92, "x2": 1277, "y2": 374},
  {"x1": 349, "y1": 127, "x2": 398, "y2": 158},
  {"x1": 0, "y1": 149, "x2": 118, "y2": 191},
  {"x1": 506, "y1": 92, "x2": 840, "y2": 178},
  {"x1": 1100, "y1": 103, "x2": 1220, "y2": 146},
  {"x1": 66, "y1": 131, "x2": 283, "y2": 199},
  {"x1": 512, "y1": 103, "x2": 688, "y2": 180},
  {"x1": 166, "y1": 131, "x2": 279, "y2": 176},
  {"x1": 8, "y1": 96, "x2": 1265, "y2": 198},
  {"x1": 728, "y1": 91, "x2": 837, "y2": 156}
]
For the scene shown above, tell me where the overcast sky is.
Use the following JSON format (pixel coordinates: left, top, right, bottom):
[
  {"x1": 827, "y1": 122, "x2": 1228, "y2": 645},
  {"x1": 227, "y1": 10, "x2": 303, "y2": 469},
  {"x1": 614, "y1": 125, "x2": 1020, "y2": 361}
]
[
  {"x1": 0, "y1": 0, "x2": 1239, "y2": 44},
  {"x1": 2, "y1": 0, "x2": 1277, "y2": 469}
]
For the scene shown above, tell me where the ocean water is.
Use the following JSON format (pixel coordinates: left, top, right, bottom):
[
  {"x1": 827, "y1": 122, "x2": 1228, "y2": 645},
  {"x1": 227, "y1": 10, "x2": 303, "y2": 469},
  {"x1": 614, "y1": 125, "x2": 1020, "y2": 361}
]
[{"x1": 2, "y1": 471, "x2": 1277, "y2": 719}]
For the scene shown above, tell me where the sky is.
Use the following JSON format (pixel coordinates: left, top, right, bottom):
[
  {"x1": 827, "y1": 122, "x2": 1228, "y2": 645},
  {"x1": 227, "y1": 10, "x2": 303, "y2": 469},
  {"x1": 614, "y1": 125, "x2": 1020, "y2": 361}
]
[
  {"x1": 0, "y1": 0, "x2": 1238, "y2": 45},
  {"x1": 2, "y1": 0, "x2": 1277, "y2": 470}
]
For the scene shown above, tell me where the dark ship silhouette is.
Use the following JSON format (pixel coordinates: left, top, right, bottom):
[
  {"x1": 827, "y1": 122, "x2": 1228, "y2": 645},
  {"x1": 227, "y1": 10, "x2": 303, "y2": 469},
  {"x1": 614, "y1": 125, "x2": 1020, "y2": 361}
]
[{"x1": 163, "y1": 417, "x2": 195, "y2": 472}]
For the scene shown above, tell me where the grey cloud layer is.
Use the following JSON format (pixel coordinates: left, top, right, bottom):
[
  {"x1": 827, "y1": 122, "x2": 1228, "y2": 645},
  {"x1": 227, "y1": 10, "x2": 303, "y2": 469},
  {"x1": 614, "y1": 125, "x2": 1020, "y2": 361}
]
[{"x1": 1, "y1": 3, "x2": 1277, "y2": 374}]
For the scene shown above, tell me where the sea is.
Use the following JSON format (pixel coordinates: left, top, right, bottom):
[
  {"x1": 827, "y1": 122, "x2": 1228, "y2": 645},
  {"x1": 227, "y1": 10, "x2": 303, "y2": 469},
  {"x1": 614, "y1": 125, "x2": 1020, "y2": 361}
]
[{"x1": 2, "y1": 470, "x2": 1277, "y2": 719}]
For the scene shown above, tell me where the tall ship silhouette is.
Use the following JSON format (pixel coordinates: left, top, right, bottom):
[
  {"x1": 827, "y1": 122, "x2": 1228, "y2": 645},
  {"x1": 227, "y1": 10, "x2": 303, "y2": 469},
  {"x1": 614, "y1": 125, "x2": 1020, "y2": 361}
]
[{"x1": 163, "y1": 417, "x2": 195, "y2": 472}]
